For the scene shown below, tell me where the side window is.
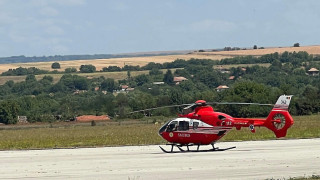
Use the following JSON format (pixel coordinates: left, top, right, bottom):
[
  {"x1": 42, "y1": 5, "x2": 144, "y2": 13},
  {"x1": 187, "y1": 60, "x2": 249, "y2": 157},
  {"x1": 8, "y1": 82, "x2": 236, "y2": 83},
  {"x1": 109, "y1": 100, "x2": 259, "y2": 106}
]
[
  {"x1": 193, "y1": 122, "x2": 199, "y2": 129},
  {"x1": 218, "y1": 115, "x2": 226, "y2": 120},
  {"x1": 178, "y1": 121, "x2": 189, "y2": 131}
]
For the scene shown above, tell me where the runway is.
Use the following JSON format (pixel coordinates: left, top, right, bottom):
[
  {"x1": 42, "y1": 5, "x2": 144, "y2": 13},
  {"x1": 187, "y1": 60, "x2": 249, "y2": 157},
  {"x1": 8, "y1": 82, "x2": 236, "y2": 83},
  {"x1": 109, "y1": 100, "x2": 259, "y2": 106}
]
[{"x1": 0, "y1": 138, "x2": 319, "y2": 180}]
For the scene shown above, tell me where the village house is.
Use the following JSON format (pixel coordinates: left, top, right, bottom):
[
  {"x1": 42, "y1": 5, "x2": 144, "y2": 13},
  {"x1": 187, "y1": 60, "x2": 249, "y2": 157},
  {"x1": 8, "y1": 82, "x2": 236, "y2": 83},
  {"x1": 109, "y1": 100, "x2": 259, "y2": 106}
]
[
  {"x1": 121, "y1": 85, "x2": 129, "y2": 91},
  {"x1": 173, "y1": 76, "x2": 188, "y2": 85},
  {"x1": 118, "y1": 85, "x2": 134, "y2": 93},
  {"x1": 308, "y1": 68, "x2": 319, "y2": 76},
  {"x1": 216, "y1": 85, "x2": 229, "y2": 92},
  {"x1": 228, "y1": 76, "x2": 235, "y2": 80}
]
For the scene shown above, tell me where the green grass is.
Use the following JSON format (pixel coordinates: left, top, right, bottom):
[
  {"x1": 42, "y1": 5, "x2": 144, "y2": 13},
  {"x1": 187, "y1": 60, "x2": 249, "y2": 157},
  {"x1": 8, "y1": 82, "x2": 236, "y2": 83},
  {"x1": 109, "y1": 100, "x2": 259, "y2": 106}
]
[
  {"x1": 223, "y1": 115, "x2": 320, "y2": 141},
  {"x1": 0, "y1": 122, "x2": 165, "y2": 150},
  {"x1": 0, "y1": 114, "x2": 319, "y2": 150}
]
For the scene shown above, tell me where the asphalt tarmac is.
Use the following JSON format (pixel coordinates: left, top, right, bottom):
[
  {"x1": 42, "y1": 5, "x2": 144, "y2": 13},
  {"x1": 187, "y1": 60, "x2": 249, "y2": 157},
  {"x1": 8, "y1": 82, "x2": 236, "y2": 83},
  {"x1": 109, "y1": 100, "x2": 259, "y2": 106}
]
[{"x1": 0, "y1": 138, "x2": 319, "y2": 180}]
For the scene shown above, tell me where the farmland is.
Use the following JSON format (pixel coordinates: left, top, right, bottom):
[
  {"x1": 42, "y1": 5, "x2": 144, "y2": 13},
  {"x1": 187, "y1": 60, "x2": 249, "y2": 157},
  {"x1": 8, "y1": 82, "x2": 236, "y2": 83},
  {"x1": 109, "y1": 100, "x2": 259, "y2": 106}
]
[{"x1": 1, "y1": 45, "x2": 320, "y2": 74}]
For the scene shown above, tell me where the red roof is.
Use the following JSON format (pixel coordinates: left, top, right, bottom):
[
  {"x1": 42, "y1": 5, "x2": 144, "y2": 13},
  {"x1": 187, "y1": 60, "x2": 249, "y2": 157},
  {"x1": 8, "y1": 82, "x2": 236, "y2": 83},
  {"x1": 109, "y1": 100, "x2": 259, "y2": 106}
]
[
  {"x1": 121, "y1": 85, "x2": 129, "y2": 89},
  {"x1": 174, "y1": 76, "x2": 188, "y2": 82},
  {"x1": 216, "y1": 85, "x2": 229, "y2": 89}
]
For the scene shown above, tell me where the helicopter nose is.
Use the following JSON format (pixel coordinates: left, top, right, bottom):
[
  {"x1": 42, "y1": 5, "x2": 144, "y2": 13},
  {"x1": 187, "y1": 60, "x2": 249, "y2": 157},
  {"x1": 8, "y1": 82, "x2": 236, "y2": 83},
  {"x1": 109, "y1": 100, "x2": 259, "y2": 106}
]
[
  {"x1": 158, "y1": 126, "x2": 165, "y2": 136},
  {"x1": 158, "y1": 121, "x2": 169, "y2": 136}
]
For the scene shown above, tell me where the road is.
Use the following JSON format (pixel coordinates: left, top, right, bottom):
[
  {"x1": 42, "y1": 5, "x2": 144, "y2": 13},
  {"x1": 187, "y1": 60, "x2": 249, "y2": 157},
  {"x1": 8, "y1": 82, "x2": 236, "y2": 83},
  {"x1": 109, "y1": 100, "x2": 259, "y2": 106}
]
[{"x1": 0, "y1": 138, "x2": 319, "y2": 180}]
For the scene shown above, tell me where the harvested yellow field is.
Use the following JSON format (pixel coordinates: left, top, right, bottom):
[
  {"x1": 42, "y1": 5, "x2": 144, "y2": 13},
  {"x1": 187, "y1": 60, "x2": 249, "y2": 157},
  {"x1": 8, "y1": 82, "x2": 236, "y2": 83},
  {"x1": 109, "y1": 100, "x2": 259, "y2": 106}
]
[
  {"x1": 0, "y1": 54, "x2": 230, "y2": 74},
  {"x1": 0, "y1": 45, "x2": 319, "y2": 74},
  {"x1": 193, "y1": 45, "x2": 320, "y2": 56}
]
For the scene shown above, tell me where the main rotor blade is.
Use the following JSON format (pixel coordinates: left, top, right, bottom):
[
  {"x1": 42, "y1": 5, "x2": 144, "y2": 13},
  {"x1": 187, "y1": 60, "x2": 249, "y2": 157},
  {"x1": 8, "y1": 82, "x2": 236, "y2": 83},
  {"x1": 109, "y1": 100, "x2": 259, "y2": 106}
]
[
  {"x1": 208, "y1": 102, "x2": 274, "y2": 106},
  {"x1": 129, "y1": 104, "x2": 193, "y2": 114}
]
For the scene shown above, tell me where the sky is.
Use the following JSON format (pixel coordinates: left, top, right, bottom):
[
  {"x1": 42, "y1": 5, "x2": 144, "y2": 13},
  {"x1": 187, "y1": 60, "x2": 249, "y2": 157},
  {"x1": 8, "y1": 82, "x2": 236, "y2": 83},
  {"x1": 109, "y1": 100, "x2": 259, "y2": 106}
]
[{"x1": 1, "y1": 0, "x2": 320, "y2": 57}]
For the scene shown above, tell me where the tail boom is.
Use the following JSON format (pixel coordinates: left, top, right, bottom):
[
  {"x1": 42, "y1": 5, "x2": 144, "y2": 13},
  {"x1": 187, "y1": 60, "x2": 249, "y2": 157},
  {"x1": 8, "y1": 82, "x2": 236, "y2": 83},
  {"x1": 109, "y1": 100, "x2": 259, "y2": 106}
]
[{"x1": 232, "y1": 95, "x2": 294, "y2": 138}]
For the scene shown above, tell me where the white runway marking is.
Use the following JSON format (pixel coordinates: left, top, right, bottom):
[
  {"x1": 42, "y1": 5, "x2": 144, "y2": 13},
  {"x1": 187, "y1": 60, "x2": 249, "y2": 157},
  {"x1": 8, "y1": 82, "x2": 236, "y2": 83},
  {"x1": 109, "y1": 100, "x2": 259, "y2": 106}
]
[{"x1": 0, "y1": 138, "x2": 319, "y2": 179}]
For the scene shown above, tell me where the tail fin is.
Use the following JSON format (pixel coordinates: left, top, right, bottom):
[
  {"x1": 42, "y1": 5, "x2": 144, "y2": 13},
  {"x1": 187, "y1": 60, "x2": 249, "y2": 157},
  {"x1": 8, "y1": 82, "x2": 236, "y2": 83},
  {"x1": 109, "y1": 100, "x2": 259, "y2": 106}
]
[{"x1": 265, "y1": 95, "x2": 294, "y2": 138}]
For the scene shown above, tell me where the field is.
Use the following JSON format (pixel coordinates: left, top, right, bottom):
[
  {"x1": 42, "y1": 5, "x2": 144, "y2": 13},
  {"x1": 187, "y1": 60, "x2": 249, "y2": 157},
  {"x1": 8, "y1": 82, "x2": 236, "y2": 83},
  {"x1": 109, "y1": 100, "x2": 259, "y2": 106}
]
[
  {"x1": 0, "y1": 69, "x2": 178, "y2": 85},
  {"x1": 193, "y1": 45, "x2": 320, "y2": 56},
  {"x1": 0, "y1": 54, "x2": 231, "y2": 74},
  {"x1": 0, "y1": 114, "x2": 319, "y2": 150},
  {"x1": 1, "y1": 45, "x2": 320, "y2": 75}
]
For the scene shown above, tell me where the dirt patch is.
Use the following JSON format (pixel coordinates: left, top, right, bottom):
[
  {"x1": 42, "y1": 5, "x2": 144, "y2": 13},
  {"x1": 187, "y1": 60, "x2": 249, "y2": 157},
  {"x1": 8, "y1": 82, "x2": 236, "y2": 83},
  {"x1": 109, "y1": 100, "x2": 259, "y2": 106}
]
[{"x1": 76, "y1": 115, "x2": 110, "y2": 122}]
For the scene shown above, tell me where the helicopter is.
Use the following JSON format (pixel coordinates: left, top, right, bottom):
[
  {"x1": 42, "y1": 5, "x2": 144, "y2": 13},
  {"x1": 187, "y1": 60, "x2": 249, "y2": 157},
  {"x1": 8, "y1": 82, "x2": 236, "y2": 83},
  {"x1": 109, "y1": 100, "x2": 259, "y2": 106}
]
[{"x1": 153, "y1": 95, "x2": 294, "y2": 153}]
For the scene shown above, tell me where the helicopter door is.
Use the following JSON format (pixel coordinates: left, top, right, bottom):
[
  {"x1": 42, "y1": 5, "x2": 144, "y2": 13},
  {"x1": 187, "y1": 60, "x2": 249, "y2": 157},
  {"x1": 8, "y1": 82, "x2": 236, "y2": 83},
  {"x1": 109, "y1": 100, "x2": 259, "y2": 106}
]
[
  {"x1": 178, "y1": 121, "x2": 189, "y2": 131},
  {"x1": 193, "y1": 121, "x2": 199, "y2": 129}
]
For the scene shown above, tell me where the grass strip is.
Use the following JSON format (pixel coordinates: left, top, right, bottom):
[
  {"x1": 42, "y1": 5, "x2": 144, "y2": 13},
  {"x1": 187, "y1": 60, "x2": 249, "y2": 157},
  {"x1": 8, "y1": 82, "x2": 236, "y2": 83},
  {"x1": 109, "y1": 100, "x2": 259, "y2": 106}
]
[{"x1": 0, "y1": 115, "x2": 319, "y2": 150}]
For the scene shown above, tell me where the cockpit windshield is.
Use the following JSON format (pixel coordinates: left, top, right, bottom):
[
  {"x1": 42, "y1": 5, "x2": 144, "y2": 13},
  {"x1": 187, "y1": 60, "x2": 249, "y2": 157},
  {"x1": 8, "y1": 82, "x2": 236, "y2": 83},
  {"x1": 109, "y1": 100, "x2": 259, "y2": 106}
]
[{"x1": 166, "y1": 121, "x2": 178, "y2": 132}]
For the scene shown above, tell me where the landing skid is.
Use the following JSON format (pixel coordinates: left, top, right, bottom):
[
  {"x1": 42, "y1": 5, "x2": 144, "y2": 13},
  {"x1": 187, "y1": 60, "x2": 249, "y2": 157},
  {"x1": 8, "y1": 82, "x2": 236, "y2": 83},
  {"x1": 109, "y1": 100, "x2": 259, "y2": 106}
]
[{"x1": 159, "y1": 143, "x2": 236, "y2": 153}]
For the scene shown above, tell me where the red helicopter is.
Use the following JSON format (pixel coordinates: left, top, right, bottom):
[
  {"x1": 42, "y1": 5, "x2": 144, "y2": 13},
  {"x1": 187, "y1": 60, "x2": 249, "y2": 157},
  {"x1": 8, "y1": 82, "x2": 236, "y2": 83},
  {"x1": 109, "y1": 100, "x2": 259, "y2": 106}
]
[{"x1": 156, "y1": 95, "x2": 294, "y2": 153}]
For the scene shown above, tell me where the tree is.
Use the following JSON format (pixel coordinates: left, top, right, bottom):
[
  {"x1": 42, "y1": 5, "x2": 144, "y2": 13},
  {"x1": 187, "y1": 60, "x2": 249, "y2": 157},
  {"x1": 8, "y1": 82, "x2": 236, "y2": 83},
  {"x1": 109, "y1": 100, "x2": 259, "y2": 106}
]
[
  {"x1": 293, "y1": 43, "x2": 300, "y2": 47},
  {"x1": 269, "y1": 59, "x2": 282, "y2": 71},
  {"x1": 116, "y1": 93, "x2": 128, "y2": 118},
  {"x1": 101, "y1": 78, "x2": 116, "y2": 92},
  {"x1": 127, "y1": 71, "x2": 131, "y2": 79},
  {"x1": 65, "y1": 67, "x2": 77, "y2": 73},
  {"x1": 42, "y1": 75, "x2": 54, "y2": 83},
  {"x1": 51, "y1": 62, "x2": 61, "y2": 69},
  {"x1": 79, "y1": 64, "x2": 96, "y2": 73},
  {"x1": 25, "y1": 74, "x2": 36, "y2": 82},
  {"x1": 253, "y1": 45, "x2": 257, "y2": 49},
  {"x1": 149, "y1": 68, "x2": 163, "y2": 76},
  {"x1": 163, "y1": 70, "x2": 174, "y2": 85},
  {"x1": 74, "y1": 76, "x2": 89, "y2": 90},
  {"x1": 0, "y1": 101, "x2": 20, "y2": 124},
  {"x1": 135, "y1": 74, "x2": 149, "y2": 86}
]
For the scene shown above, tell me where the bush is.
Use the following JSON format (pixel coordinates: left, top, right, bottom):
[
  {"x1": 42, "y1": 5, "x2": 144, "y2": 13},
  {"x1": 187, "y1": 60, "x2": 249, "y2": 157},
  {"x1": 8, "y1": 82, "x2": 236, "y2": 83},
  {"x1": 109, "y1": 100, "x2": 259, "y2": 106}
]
[
  {"x1": 293, "y1": 43, "x2": 300, "y2": 47},
  {"x1": 51, "y1": 62, "x2": 61, "y2": 69},
  {"x1": 65, "y1": 67, "x2": 77, "y2": 73},
  {"x1": 80, "y1": 64, "x2": 96, "y2": 73}
]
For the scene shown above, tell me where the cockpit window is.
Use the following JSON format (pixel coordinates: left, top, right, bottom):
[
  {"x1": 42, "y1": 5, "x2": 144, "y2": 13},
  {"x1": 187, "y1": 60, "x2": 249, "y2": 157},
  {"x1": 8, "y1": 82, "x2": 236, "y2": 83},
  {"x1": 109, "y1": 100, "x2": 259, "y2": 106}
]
[{"x1": 166, "y1": 121, "x2": 178, "y2": 132}]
